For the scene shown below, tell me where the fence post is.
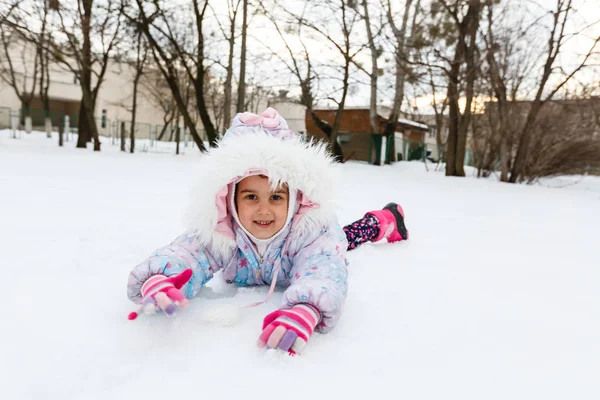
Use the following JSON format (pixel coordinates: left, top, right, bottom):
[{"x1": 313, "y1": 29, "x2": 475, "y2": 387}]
[
  {"x1": 10, "y1": 109, "x2": 19, "y2": 139},
  {"x1": 64, "y1": 115, "x2": 71, "y2": 142},
  {"x1": 110, "y1": 120, "x2": 115, "y2": 145},
  {"x1": 45, "y1": 116, "x2": 52, "y2": 138},
  {"x1": 24, "y1": 115, "x2": 32, "y2": 133},
  {"x1": 380, "y1": 135, "x2": 387, "y2": 166}
]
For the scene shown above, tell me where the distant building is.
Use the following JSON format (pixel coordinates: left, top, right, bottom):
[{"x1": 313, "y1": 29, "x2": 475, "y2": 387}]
[
  {"x1": 0, "y1": 38, "x2": 170, "y2": 137},
  {"x1": 415, "y1": 114, "x2": 450, "y2": 162},
  {"x1": 266, "y1": 91, "x2": 307, "y2": 135},
  {"x1": 305, "y1": 106, "x2": 429, "y2": 164}
]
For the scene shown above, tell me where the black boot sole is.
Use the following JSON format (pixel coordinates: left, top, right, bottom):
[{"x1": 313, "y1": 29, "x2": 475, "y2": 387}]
[{"x1": 383, "y1": 202, "x2": 408, "y2": 240}]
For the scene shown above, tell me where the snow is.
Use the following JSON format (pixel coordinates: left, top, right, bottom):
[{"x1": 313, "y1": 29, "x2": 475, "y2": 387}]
[
  {"x1": 2, "y1": 130, "x2": 599, "y2": 400},
  {"x1": 396, "y1": 117, "x2": 429, "y2": 130}
]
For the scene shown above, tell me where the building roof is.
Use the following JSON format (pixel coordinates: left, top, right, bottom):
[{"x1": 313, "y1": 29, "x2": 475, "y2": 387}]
[{"x1": 312, "y1": 105, "x2": 429, "y2": 130}]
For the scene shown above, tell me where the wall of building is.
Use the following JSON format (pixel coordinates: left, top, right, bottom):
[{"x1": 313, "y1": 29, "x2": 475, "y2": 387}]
[
  {"x1": 0, "y1": 39, "x2": 178, "y2": 135},
  {"x1": 266, "y1": 99, "x2": 306, "y2": 134},
  {"x1": 305, "y1": 108, "x2": 429, "y2": 163}
]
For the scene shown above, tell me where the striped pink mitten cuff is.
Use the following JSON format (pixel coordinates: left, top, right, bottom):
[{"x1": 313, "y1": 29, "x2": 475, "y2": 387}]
[
  {"x1": 258, "y1": 304, "x2": 321, "y2": 354},
  {"x1": 140, "y1": 275, "x2": 174, "y2": 299},
  {"x1": 140, "y1": 269, "x2": 193, "y2": 299}
]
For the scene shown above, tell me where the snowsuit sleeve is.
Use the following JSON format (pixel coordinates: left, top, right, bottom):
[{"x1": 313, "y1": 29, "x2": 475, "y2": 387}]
[
  {"x1": 127, "y1": 231, "x2": 219, "y2": 303},
  {"x1": 282, "y1": 222, "x2": 349, "y2": 333}
]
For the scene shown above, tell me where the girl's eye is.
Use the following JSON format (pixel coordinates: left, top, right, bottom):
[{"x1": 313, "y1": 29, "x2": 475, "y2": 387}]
[
  {"x1": 271, "y1": 195, "x2": 283, "y2": 201},
  {"x1": 245, "y1": 194, "x2": 257, "y2": 200}
]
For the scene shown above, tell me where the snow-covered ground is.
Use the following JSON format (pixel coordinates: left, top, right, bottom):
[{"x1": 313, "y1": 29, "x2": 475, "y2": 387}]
[{"x1": 2, "y1": 130, "x2": 599, "y2": 400}]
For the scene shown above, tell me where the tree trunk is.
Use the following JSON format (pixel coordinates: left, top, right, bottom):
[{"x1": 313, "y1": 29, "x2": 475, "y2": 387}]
[
  {"x1": 383, "y1": 0, "x2": 416, "y2": 147},
  {"x1": 129, "y1": 116, "x2": 136, "y2": 153},
  {"x1": 130, "y1": 32, "x2": 145, "y2": 154},
  {"x1": 76, "y1": 100, "x2": 91, "y2": 147},
  {"x1": 130, "y1": 70, "x2": 142, "y2": 154},
  {"x1": 329, "y1": 59, "x2": 350, "y2": 160},
  {"x1": 223, "y1": 4, "x2": 237, "y2": 131},
  {"x1": 39, "y1": 3, "x2": 51, "y2": 138},
  {"x1": 120, "y1": 121, "x2": 126, "y2": 152},
  {"x1": 509, "y1": 101, "x2": 543, "y2": 182},
  {"x1": 445, "y1": 60, "x2": 460, "y2": 176},
  {"x1": 443, "y1": 0, "x2": 482, "y2": 176},
  {"x1": 130, "y1": 68, "x2": 140, "y2": 153},
  {"x1": 74, "y1": 1, "x2": 100, "y2": 151},
  {"x1": 309, "y1": 111, "x2": 344, "y2": 161},
  {"x1": 363, "y1": 0, "x2": 379, "y2": 135},
  {"x1": 77, "y1": 0, "x2": 93, "y2": 148},
  {"x1": 194, "y1": 75, "x2": 218, "y2": 146},
  {"x1": 191, "y1": 0, "x2": 218, "y2": 147},
  {"x1": 435, "y1": 113, "x2": 445, "y2": 162},
  {"x1": 223, "y1": 40, "x2": 234, "y2": 130},
  {"x1": 82, "y1": 90, "x2": 100, "y2": 150},
  {"x1": 59, "y1": 116, "x2": 64, "y2": 147},
  {"x1": 454, "y1": 1, "x2": 482, "y2": 176},
  {"x1": 236, "y1": 0, "x2": 248, "y2": 113}
]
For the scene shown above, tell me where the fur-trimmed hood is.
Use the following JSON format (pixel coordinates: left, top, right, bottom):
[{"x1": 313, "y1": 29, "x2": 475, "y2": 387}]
[{"x1": 185, "y1": 116, "x2": 338, "y2": 260}]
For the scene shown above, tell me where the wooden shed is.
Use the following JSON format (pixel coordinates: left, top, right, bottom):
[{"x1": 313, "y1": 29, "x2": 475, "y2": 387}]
[{"x1": 305, "y1": 107, "x2": 429, "y2": 164}]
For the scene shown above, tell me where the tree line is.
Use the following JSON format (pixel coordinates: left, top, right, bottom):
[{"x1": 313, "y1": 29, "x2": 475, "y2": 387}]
[{"x1": 1, "y1": 0, "x2": 599, "y2": 183}]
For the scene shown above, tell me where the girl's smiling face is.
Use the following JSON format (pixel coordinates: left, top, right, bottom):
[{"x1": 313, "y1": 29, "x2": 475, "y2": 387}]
[{"x1": 235, "y1": 175, "x2": 289, "y2": 239}]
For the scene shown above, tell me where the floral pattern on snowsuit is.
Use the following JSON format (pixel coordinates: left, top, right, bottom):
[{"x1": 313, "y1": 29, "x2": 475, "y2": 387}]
[{"x1": 127, "y1": 218, "x2": 349, "y2": 332}]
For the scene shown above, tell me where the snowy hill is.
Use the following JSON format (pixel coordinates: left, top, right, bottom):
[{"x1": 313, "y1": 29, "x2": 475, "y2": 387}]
[{"x1": 2, "y1": 131, "x2": 599, "y2": 400}]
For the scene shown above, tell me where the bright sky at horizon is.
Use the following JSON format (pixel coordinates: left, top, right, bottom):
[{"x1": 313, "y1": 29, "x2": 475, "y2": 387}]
[{"x1": 3, "y1": 0, "x2": 599, "y2": 116}]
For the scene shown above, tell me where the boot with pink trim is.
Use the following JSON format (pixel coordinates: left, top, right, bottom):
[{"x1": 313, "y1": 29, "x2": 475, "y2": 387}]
[{"x1": 365, "y1": 202, "x2": 409, "y2": 243}]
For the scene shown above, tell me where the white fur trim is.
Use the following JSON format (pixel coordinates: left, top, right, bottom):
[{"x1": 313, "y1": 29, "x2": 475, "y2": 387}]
[{"x1": 184, "y1": 132, "x2": 339, "y2": 259}]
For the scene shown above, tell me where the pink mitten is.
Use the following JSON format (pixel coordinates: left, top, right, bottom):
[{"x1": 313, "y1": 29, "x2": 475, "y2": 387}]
[
  {"x1": 128, "y1": 269, "x2": 193, "y2": 320},
  {"x1": 257, "y1": 304, "x2": 321, "y2": 355}
]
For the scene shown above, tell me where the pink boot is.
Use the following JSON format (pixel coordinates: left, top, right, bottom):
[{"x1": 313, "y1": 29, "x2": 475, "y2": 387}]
[{"x1": 365, "y1": 203, "x2": 409, "y2": 243}]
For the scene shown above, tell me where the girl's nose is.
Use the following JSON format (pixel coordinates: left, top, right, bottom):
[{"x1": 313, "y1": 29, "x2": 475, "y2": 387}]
[{"x1": 256, "y1": 202, "x2": 271, "y2": 215}]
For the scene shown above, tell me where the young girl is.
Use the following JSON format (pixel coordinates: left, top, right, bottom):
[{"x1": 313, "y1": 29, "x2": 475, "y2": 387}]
[{"x1": 127, "y1": 108, "x2": 408, "y2": 355}]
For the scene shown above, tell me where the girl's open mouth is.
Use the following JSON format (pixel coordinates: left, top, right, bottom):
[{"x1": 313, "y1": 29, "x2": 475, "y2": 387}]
[{"x1": 254, "y1": 221, "x2": 273, "y2": 228}]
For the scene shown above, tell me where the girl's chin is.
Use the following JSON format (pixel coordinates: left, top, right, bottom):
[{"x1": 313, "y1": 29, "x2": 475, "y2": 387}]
[{"x1": 250, "y1": 222, "x2": 280, "y2": 239}]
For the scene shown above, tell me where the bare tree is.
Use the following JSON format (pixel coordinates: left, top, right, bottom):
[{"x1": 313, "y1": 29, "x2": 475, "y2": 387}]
[
  {"x1": 520, "y1": 99, "x2": 600, "y2": 181},
  {"x1": 508, "y1": 0, "x2": 600, "y2": 182},
  {"x1": 210, "y1": 0, "x2": 242, "y2": 131},
  {"x1": 283, "y1": 0, "x2": 363, "y2": 160},
  {"x1": 129, "y1": 0, "x2": 219, "y2": 150},
  {"x1": 426, "y1": 64, "x2": 448, "y2": 165},
  {"x1": 44, "y1": 0, "x2": 124, "y2": 151},
  {"x1": 383, "y1": 0, "x2": 417, "y2": 137},
  {"x1": 380, "y1": 0, "x2": 424, "y2": 166},
  {"x1": 436, "y1": 0, "x2": 484, "y2": 177},
  {"x1": 362, "y1": 0, "x2": 380, "y2": 135},
  {"x1": 0, "y1": 8, "x2": 39, "y2": 131},
  {"x1": 478, "y1": 0, "x2": 536, "y2": 180},
  {"x1": 470, "y1": 0, "x2": 600, "y2": 182},
  {"x1": 37, "y1": 0, "x2": 52, "y2": 137},
  {"x1": 256, "y1": 0, "x2": 344, "y2": 160},
  {"x1": 2, "y1": 1, "x2": 58, "y2": 137},
  {"x1": 0, "y1": 33, "x2": 38, "y2": 129},
  {"x1": 205, "y1": 74, "x2": 225, "y2": 134},
  {"x1": 141, "y1": 69, "x2": 178, "y2": 141},
  {"x1": 128, "y1": 26, "x2": 149, "y2": 153}
]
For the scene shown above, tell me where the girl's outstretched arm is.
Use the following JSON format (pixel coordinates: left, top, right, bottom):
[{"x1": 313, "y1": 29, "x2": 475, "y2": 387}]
[
  {"x1": 127, "y1": 231, "x2": 220, "y2": 304},
  {"x1": 281, "y1": 222, "x2": 349, "y2": 333}
]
